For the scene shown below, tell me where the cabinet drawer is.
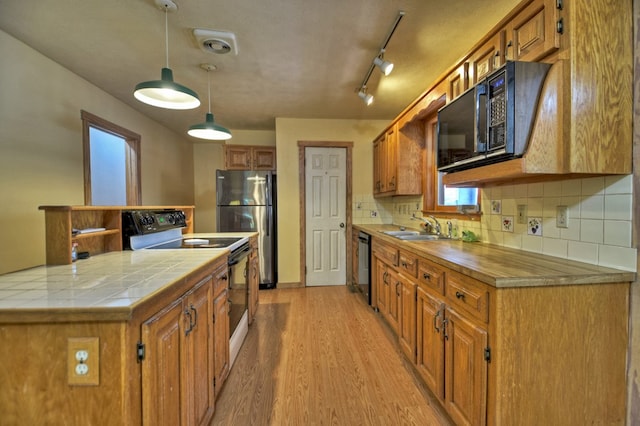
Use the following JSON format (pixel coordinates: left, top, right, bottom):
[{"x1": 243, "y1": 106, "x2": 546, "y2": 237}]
[
  {"x1": 372, "y1": 240, "x2": 398, "y2": 266},
  {"x1": 417, "y1": 258, "x2": 445, "y2": 296},
  {"x1": 213, "y1": 263, "x2": 229, "y2": 298},
  {"x1": 445, "y1": 270, "x2": 489, "y2": 323},
  {"x1": 398, "y1": 250, "x2": 418, "y2": 278}
]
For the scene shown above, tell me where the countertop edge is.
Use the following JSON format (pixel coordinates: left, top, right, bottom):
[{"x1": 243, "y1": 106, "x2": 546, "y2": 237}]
[{"x1": 354, "y1": 224, "x2": 636, "y2": 288}]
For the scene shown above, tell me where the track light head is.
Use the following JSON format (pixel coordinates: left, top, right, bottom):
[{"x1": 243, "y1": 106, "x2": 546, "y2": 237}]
[
  {"x1": 373, "y1": 56, "x2": 394, "y2": 76},
  {"x1": 358, "y1": 88, "x2": 374, "y2": 106}
]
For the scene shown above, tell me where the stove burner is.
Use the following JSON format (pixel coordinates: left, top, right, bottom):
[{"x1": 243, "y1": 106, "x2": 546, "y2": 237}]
[{"x1": 149, "y1": 236, "x2": 244, "y2": 249}]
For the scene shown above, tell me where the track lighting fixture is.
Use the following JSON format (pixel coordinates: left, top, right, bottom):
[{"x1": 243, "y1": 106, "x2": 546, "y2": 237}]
[
  {"x1": 358, "y1": 87, "x2": 374, "y2": 105},
  {"x1": 373, "y1": 54, "x2": 394, "y2": 76},
  {"x1": 133, "y1": 0, "x2": 200, "y2": 110},
  {"x1": 355, "y1": 10, "x2": 405, "y2": 106},
  {"x1": 187, "y1": 64, "x2": 232, "y2": 140}
]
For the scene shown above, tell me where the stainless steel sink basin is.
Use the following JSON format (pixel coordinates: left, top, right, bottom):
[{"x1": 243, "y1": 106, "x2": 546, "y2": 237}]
[
  {"x1": 381, "y1": 230, "x2": 420, "y2": 236},
  {"x1": 397, "y1": 234, "x2": 451, "y2": 241}
]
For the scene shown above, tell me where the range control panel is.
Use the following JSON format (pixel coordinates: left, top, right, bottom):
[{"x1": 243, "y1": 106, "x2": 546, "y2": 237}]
[{"x1": 122, "y1": 209, "x2": 187, "y2": 236}]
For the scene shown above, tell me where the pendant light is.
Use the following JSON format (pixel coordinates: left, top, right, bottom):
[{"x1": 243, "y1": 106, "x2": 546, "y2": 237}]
[
  {"x1": 133, "y1": 0, "x2": 200, "y2": 110},
  {"x1": 187, "y1": 64, "x2": 232, "y2": 140}
]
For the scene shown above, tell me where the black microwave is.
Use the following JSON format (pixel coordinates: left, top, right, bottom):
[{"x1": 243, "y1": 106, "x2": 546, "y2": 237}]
[{"x1": 437, "y1": 61, "x2": 551, "y2": 173}]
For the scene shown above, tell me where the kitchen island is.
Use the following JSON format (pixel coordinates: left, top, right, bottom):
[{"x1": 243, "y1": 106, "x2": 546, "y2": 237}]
[
  {"x1": 355, "y1": 224, "x2": 634, "y2": 426},
  {"x1": 0, "y1": 232, "x2": 257, "y2": 426}
]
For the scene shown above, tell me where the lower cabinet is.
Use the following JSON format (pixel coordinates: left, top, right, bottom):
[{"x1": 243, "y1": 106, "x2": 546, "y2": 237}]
[
  {"x1": 248, "y1": 237, "x2": 259, "y2": 325},
  {"x1": 369, "y1": 235, "x2": 629, "y2": 425},
  {"x1": 141, "y1": 260, "x2": 229, "y2": 426}
]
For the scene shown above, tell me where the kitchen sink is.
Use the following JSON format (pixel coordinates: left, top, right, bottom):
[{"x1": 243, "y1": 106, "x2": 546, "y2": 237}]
[
  {"x1": 381, "y1": 230, "x2": 420, "y2": 236},
  {"x1": 396, "y1": 234, "x2": 451, "y2": 241}
]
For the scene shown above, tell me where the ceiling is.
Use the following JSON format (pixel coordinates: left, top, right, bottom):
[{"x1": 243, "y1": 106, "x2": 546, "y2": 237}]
[{"x1": 0, "y1": 0, "x2": 520, "y2": 135}]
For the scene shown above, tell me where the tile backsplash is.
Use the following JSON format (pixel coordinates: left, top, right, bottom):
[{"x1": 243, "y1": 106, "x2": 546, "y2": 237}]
[{"x1": 353, "y1": 174, "x2": 637, "y2": 272}]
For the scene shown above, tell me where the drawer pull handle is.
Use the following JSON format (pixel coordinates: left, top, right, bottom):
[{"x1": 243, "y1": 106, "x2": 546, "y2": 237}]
[
  {"x1": 455, "y1": 291, "x2": 465, "y2": 300},
  {"x1": 423, "y1": 273, "x2": 431, "y2": 281}
]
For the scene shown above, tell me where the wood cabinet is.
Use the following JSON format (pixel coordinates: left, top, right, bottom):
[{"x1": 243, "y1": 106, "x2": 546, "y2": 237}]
[
  {"x1": 141, "y1": 259, "x2": 229, "y2": 426},
  {"x1": 372, "y1": 123, "x2": 422, "y2": 197},
  {"x1": 141, "y1": 274, "x2": 215, "y2": 426},
  {"x1": 224, "y1": 145, "x2": 276, "y2": 170},
  {"x1": 247, "y1": 236, "x2": 259, "y2": 325},
  {"x1": 38, "y1": 205, "x2": 194, "y2": 265},
  {"x1": 504, "y1": 0, "x2": 560, "y2": 62},
  {"x1": 369, "y1": 234, "x2": 629, "y2": 425},
  {"x1": 351, "y1": 230, "x2": 359, "y2": 286},
  {"x1": 468, "y1": 31, "x2": 504, "y2": 85},
  {"x1": 212, "y1": 266, "x2": 230, "y2": 398},
  {"x1": 442, "y1": 0, "x2": 632, "y2": 186},
  {"x1": 447, "y1": 63, "x2": 469, "y2": 101}
]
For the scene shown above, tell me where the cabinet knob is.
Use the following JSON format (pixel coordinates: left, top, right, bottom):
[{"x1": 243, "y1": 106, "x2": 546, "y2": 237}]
[
  {"x1": 455, "y1": 291, "x2": 465, "y2": 300},
  {"x1": 423, "y1": 273, "x2": 431, "y2": 281}
]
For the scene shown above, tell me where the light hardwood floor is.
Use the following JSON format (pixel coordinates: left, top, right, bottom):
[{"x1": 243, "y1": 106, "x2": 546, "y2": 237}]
[{"x1": 211, "y1": 286, "x2": 453, "y2": 425}]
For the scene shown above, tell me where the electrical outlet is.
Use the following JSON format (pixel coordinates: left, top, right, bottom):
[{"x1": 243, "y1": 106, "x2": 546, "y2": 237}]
[
  {"x1": 517, "y1": 205, "x2": 527, "y2": 224},
  {"x1": 556, "y1": 205, "x2": 569, "y2": 228},
  {"x1": 370, "y1": 210, "x2": 378, "y2": 218},
  {"x1": 68, "y1": 337, "x2": 100, "y2": 386}
]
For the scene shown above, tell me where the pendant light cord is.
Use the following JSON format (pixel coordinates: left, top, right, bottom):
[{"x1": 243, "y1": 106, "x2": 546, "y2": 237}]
[
  {"x1": 164, "y1": 7, "x2": 169, "y2": 68},
  {"x1": 207, "y1": 70, "x2": 213, "y2": 113}
]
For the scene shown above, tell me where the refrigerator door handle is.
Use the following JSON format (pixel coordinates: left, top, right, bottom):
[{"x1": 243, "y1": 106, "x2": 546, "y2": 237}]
[
  {"x1": 266, "y1": 206, "x2": 271, "y2": 237},
  {"x1": 266, "y1": 172, "x2": 272, "y2": 207}
]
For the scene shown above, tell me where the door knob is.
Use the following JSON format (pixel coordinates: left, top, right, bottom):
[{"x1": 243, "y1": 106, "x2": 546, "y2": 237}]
[{"x1": 339, "y1": 223, "x2": 345, "y2": 228}]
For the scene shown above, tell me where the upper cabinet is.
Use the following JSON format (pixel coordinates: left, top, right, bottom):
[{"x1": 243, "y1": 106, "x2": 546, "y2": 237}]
[
  {"x1": 373, "y1": 123, "x2": 423, "y2": 197},
  {"x1": 224, "y1": 145, "x2": 276, "y2": 171},
  {"x1": 505, "y1": 0, "x2": 561, "y2": 62},
  {"x1": 376, "y1": 0, "x2": 632, "y2": 189}
]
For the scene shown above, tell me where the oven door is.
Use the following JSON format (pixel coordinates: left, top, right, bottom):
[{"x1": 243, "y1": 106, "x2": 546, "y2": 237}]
[{"x1": 228, "y1": 244, "x2": 250, "y2": 337}]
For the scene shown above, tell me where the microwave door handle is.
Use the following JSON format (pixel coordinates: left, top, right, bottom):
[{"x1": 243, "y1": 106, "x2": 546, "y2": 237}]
[{"x1": 475, "y1": 84, "x2": 487, "y2": 154}]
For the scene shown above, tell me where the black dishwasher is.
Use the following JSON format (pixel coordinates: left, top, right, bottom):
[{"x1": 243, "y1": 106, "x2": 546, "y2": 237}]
[{"x1": 357, "y1": 231, "x2": 371, "y2": 305}]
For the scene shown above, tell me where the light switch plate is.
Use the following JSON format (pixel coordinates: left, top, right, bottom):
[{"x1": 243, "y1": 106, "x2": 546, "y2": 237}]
[
  {"x1": 556, "y1": 205, "x2": 569, "y2": 228},
  {"x1": 517, "y1": 205, "x2": 527, "y2": 224},
  {"x1": 67, "y1": 337, "x2": 100, "y2": 386}
]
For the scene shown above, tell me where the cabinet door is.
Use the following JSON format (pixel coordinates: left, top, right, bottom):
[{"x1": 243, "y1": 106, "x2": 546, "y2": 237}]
[
  {"x1": 351, "y1": 232, "x2": 359, "y2": 286},
  {"x1": 386, "y1": 268, "x2": 401, "y2": 333},
  {"x1": 141, "y1": 299, "x2": 184, "y2": 426},
  {"x1": 385, "y1": 126, "x2": 397, "y2": 192},
  {"x1": 444, "y1": 307, "x2": 488, "y2": 426},
  {"x1": 398, "y1": 278, "x2": 417, "y2": 363},
  {"x1": 213, "y1": 289, "x2": 230, "y2": 397},
  {"x1": 248, "y1": 251, "x2": 259, "y2": 324},
  {"x1": 416, "y1": 288, "x2": 445, "y2": 400},
  {"x1": 375, "y1": 259, "x2": 388, "y2": 314},
  {"x1": 505, "y1": 0, "x2": 560, "y2": 62},
  {"x1": 225, "y1": 146, "x2": 252, "y2": 170},
  {"x1": 469, "y1": 31, "x2": 504, "y2": 85},
  {"x1": 253, "y1": 147, "x2": 276, "y2": 170},
  {"x1": 447, "y1": 63, "x2": 469, "y2": 101},
  {"x1": 373, "y1": 136, "x2": 384, "y2": 194},
  {"x1": 183, "y1": 278, "x2": 215, "y2": 426}
]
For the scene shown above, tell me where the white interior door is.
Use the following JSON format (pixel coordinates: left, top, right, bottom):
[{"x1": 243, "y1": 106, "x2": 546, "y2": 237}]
[{"x1": 305, "y1": 147, "x2": 346, "y2": 286}]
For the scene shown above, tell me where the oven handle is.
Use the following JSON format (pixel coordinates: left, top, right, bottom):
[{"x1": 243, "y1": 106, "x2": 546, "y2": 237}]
[{"x1": 228, "y1": 245, "x2": 251, "y2": 266}]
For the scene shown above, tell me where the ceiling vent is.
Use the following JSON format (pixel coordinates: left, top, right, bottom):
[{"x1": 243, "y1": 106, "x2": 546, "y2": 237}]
[{"x1": 193, "y1": 29, "x2": 238, "y2": 55}]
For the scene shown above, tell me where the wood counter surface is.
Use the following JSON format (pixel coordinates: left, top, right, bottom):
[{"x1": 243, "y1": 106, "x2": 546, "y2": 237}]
[{"x1": 354, "y1": 224, "x2": 635, "y2": 288}]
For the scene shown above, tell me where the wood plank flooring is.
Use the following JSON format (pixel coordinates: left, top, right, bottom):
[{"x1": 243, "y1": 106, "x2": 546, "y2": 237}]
[{"x1": 210, "y1": 286, "x2": 453, "y2": 425}]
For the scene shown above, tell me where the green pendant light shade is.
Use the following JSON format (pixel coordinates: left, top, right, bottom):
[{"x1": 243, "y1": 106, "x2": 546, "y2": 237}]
[
  {"x1": 134, "y1": 68, "x2": 200, "y2": 110},
  {"x1": 133, "y1": 1, "x2": 200, "y2": 110},
  {"x1": 187, "y1": 64, "x2": 231, "y2": 141},
  {"x1": 188, "y1": 112, "x2": 232, "y2": 140}
]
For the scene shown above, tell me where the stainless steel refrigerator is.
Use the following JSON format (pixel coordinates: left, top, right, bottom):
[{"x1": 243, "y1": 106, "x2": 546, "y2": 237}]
[{"x1": 216, "y1": 170, "x2": 277, "y2": 289}]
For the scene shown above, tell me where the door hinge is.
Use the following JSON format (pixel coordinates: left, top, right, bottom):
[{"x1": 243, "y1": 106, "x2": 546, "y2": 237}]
[
  {"x1": 556, "y1": 18, "x2": 564, "y2": 34},
  {"x1": 556, "y1": 0, "x2": 563, "y2": 10},
  {"x1": 484, "y1": 346, "x2": 491, "y2": 363},
  {"x1": 137, "y1": 342, "x2": 146, "y2": 362}
]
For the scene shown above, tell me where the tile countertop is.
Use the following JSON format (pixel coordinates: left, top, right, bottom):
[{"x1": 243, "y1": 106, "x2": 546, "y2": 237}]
[
  {"x1": 355, "y1": 224, "x2": 636, "y2": 288},
  {"x1": 0, "y1": 232, "x2": 255, "y2": 322}
]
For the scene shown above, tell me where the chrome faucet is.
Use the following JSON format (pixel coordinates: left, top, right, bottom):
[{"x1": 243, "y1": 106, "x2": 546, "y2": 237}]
[{"x1": 411, "y1": 215, "x2": 441, "y2": 235}]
